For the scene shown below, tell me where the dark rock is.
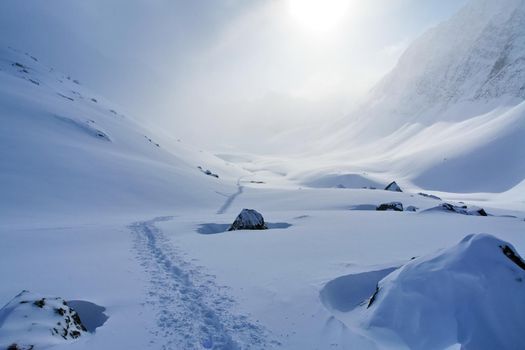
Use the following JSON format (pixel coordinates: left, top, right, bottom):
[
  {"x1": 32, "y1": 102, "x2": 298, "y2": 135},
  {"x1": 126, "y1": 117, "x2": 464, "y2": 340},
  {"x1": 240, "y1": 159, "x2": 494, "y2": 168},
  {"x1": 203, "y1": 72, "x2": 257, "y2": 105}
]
[
  {"x1": 33, "y1": 299, "x2": 46, "y2": 308},
  {"x1": 477, "y1": 208, "x2": 488, "y2": 216},
  {"x1": 385, "y1": 181, "x2": 402, "y2": 192},
  {"x1": 367, "y1": 284, "x2": 380, "y2": 308},
  {"x1": 228, "y1": 209, "x2": 267, "y2": 231},
  {"x1": 198, "y1": 166, "x2": 219, "y2": 178},
  {"x1": 501, "y1": 245, "x2": 525, "y2": 270},
  {"x1": 7, "y1": 344, "x2": 32, "y2": 350},
  {"x1": 57, "y1": 93, "x2": 74, "y2": 101},
  {"x1": 406, "y1": 206, "x2": 418, "y2": 212},
  {"x1": 376, "y1": 202, "x2": 404, "y2": 212}
]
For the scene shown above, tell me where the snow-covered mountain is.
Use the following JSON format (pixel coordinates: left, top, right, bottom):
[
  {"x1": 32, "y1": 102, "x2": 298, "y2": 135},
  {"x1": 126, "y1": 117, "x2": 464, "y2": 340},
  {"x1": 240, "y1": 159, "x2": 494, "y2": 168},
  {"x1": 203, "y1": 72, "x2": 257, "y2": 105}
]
[
  {"x1": 344, "y1": 0, "x2": 525, "y2": 137},
  {"x1": 292, "y1": 0, "x2": 525, "y2": 194},
  {"x1": 2, "y1": 2, "x2": 525, "y2": 349},
  {"x1": 0, "y1": 47, "x2": 248, "y2": 225}
]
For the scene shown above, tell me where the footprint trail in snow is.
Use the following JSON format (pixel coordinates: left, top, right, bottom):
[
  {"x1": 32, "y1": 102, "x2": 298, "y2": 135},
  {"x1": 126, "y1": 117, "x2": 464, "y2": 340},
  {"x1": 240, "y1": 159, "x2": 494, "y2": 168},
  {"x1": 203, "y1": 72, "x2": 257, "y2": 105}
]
[
  {"x1": 130, "y1": 217, "x2": 277, "y2": 350},
  {"x1": 216, "y1": 178, "x2": 244, "y2": 215}
]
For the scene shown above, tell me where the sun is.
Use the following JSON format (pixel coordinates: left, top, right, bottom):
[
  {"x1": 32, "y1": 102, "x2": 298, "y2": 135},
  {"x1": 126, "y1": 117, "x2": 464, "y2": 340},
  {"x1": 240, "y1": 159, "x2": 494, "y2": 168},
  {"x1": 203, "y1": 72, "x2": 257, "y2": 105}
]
[{"x1": 287, "y1": 0, "x2": 352, "y2": 35}]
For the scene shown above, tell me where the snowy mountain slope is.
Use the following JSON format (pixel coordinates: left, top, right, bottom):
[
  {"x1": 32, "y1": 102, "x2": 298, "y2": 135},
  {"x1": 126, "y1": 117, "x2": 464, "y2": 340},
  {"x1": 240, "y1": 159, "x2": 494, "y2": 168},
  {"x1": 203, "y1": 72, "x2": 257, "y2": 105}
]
[
  {"x1": 265, "y1": 0, "x2": 525, "y2": 194},
  {"x1": 0, "y1": 47, "x2": 248, "y2": 225},
  {"x1": 2, "y1": 2, "x2": 525, "y2": 349},
  {"x1": 339, "y1": 0, "x2": 525, "y2": 139}
]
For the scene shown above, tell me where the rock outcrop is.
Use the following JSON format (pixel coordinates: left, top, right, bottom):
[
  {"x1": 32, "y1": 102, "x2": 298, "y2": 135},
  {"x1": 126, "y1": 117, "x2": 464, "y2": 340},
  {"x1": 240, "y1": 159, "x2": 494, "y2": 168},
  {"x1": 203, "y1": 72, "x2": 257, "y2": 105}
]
[
  {"x1": 376, "y1": 202, "x2": 404, "y2": 212},
  {"x1": 228, "y1": 209, "x2": 268, "y2": 231},
  {"x1": 425, "y1": 203, "x2": 488, "y2": 216},
  {"x1": 384, "y1": 181, "x2": 402, "y2": 192}
]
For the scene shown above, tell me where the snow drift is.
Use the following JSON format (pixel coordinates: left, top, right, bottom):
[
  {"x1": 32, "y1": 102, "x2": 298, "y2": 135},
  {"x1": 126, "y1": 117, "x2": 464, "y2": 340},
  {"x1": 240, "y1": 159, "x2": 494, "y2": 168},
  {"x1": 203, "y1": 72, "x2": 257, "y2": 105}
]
[{"x1": 362, "y1": 234, "x2": 525, "y2": 349}]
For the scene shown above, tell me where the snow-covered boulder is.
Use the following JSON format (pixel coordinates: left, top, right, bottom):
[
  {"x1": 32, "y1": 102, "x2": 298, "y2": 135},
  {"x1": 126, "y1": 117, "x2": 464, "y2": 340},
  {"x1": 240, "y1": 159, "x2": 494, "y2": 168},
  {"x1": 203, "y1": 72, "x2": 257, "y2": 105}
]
[
  {"x1": 384, "y1": 181, "x2": 402, "y2": 192},
  {"x1": 0, "y1": 291, "x2": 88, "y2": 350},
  {"x1": 228, "y1": 209, "x2": 267, "y2": 231},
  {"x1": 376, "y1": 202, "x2": 403, "y2": 212},
  {"x1": 424, "y1": 203, "x2": 488, "y2": 216},
  {"x1": 363, "y1": 234, "x2": 525, "y2": 349}
]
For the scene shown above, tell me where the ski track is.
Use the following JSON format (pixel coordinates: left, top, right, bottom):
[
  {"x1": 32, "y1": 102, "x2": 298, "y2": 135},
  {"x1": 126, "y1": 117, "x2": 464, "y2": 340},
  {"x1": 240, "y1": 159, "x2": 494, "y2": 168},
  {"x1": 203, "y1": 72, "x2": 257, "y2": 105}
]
[
  {"x1": 130, "y1": 216, "x2": 277, "y2": 350},
  {"x1": 216, "y1": 178, "x2": 244, "y2": 215}
]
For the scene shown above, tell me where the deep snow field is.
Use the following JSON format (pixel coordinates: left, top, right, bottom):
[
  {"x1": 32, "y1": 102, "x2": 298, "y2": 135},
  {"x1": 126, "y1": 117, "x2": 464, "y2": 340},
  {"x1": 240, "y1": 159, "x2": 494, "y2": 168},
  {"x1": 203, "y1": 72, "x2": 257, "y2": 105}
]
[
  {"x1": 3, "y1": 183, "x2": 525, "y2": 349},
  {"x1": 3, "y1": 0, "x2": 525, "y2": 348}
]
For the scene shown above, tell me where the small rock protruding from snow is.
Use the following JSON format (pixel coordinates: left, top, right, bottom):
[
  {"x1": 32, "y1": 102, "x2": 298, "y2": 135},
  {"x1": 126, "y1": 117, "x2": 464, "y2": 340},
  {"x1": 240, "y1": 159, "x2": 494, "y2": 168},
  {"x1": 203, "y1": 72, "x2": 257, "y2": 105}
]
[
  {"x1": 228, "y1": 209, "x2": 267, "y2": 231},
  {"x1": 384, "y1": 181, "x2": 402, "y2": 192},
  {"x1": 406, "y1": 205, "x2": 418, "y2": 212},
  {"x1": 0, "y1": 291, "x2": 88, "y2": 350},
  {"x1": 376, "y1": 202, "x2": 403, "y2": 212},
  {"x1": 197, "y1": 166, "x2": 219, "y2": 178},
  {"x1": 363, "y1": 234, "x2": 525, "y2": 350}
]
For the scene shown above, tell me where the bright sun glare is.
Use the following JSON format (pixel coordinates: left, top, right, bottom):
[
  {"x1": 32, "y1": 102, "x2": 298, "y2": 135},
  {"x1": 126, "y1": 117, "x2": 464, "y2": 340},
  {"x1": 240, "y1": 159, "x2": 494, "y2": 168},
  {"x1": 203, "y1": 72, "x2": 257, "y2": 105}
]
[{"x1": 287, "y1": 0, "x2": 352, "y2": 35}]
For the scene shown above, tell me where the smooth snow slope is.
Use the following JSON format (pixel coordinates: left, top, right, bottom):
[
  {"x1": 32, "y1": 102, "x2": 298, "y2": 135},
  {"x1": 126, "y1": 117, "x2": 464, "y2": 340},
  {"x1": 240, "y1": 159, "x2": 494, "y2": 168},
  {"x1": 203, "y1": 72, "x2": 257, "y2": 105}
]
[{"x1": 0, "y1": 47, "x2": 247, "y2": 225}]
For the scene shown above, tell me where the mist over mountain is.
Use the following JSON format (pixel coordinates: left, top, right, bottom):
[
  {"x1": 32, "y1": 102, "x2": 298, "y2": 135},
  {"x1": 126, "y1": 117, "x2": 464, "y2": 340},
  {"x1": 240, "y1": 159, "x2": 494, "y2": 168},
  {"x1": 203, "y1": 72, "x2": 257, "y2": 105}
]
[
  {"x1": 301, "y1": 0, "x2": 525, "y2": 194},
  {"x1": 338, "y1": 0, "x2": 525, "y2": 140}
]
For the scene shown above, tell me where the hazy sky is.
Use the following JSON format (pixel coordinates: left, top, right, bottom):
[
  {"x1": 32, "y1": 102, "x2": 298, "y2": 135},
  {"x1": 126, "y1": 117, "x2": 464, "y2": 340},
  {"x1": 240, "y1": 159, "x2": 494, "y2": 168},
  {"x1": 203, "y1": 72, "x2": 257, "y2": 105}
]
[{"x1": 0, "y1": 0, "x2": 467, "y2": 151}]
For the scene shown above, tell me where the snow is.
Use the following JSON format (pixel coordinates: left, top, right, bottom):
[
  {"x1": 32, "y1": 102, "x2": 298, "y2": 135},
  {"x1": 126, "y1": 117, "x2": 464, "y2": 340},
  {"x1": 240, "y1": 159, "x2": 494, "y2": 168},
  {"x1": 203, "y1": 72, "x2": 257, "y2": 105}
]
[
  {"x1": 152, "y1": 191, "x2": 525, "y2": 349},
  {"x1": 0, "y1": 291, "x2": 88, "y2": 349},
  {"x1": 361, "y1": 234, "x2": 525, "y2": 350},
  {"x1": 249, "y1": 0, "x2": 525, "y2": 195},
  {"x1": 2, "y1": 0, "x2": 525, "y2": 348},
  {"x1": 66, "y1": 301, "x2": 108, "y2": 333},
  {"x1": 0, "y1": 47, "x2": 247, "y2": 226}
]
